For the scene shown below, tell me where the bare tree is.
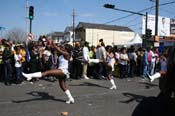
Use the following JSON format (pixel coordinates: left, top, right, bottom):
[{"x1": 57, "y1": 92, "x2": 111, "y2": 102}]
[{"x1": 5, "y1": 28, "x2": 26, "y2": 43}]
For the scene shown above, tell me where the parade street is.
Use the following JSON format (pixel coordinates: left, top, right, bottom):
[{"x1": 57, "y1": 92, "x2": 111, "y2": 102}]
[{"x1": 0, "y1": 77, "x2": 160, "y2": 116}]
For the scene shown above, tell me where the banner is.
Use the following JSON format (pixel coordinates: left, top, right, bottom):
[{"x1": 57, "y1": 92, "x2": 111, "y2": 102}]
[{"x1": 142, "y1": 14, "x2": 173, "y2": 37}]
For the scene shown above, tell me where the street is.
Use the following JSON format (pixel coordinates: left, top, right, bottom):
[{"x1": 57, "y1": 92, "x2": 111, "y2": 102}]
[{"x1": 0, "y1": 77, "x2": 160, "y2": 116}]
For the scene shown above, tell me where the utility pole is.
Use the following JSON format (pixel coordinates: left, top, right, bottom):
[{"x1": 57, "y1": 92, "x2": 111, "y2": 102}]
[
  {"x1": 29, "y1": 19, "x2": 32, "y2": 33},
  {"x1": 155, "y1": 0, "x2": 159, "y2": 36},
  {"x1": 145, "y1": 12, "x2": 148, "y2": 36},
  {"x1": 26, "y1": 0, "x2": 29, "y2": 45},
  {"x1": 72, "y1": 9, "x2": 76, "y2": 47}
]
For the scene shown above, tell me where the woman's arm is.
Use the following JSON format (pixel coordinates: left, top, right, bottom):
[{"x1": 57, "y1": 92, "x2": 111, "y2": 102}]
[{"x1": 53, "y1": 44, "x2": 70, "y2": 59}]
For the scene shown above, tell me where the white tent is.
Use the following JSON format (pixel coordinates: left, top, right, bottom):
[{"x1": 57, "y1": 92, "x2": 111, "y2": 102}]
[{"x1": 129, "y1": 34, "x2": 143, "y2": 45}]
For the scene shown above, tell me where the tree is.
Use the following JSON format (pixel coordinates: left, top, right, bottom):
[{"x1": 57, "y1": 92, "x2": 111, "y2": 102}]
[{"x1": 5, "y1": 28, "x2": 26, "y2": 43}]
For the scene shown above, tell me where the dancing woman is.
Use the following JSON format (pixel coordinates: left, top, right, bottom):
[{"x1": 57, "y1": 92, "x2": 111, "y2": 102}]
[
  {"x1": 105, "y1": 46, "x2": 117, "y2": 90},
  {"x1": 22, "y1": 43, "x2": 75, "y2": 104}
]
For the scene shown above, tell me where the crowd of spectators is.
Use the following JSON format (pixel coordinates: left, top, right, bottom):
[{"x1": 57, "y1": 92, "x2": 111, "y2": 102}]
[{"x1": 0, "y1": 36, "x2": 167, "y2": 86}]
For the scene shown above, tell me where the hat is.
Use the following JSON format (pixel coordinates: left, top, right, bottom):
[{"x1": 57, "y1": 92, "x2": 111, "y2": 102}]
[{"x1": 43, "y1": 50, "x2": 51, "y2": 56}]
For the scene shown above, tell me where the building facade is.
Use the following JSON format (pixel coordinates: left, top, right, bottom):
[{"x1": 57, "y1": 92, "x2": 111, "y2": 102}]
[{"x1": 76, "y1": 22, "x2": 135, "y2": 46}]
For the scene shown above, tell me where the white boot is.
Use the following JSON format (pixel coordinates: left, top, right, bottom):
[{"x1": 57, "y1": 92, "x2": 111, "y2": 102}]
[
  {"x1": 22, "y1": 72, "x2": 42, "y2": 81},
  {"x1": 65, "y1": 90, "x2": 75, "y2": 104},
  {"x1": 109, "y1": 79, "x2": 117, "y2": 90},
  {"x1": 83, "y1": 75, "x2": 89, "y2": 79},
  {"x1": 148, "y1": 72, "x2": 161, "y2": 82}
]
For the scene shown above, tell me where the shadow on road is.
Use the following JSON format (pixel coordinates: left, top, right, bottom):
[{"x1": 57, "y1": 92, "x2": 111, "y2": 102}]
[
  {"x1": 70, "y1": 82, "x2": 109, "y2": 89},
  {"x1": 139, "y1": 82, "x2": 158, "y2": 89},
  {"x1": 120, "y1": 92, "x2": 146, "y2": 104},
  {"x1": 12, "y1": 91, "x2": 65, "y2": 103}
]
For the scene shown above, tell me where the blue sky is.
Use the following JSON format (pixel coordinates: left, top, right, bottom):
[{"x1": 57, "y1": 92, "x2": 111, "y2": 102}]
[{"x1": 0, "y1": 0, "x2": 175, "y2": 38}]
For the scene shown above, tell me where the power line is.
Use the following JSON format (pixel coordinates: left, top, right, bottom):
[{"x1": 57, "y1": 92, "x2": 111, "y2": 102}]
[
  {"x1": 124, "y1": 16, "x2": 141, "y2": 26},
  {"x1": 104, "y1": 1, "x2": 175, "y2": 24},
  {"x1": 127, "y1": 22, "x2": 142, "y2": 27},
  {"x1": 124, "y1": 5, "x2": 154, "y2": 27}
]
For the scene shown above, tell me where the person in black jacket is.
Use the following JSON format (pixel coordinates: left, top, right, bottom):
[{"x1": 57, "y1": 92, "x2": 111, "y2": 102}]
[
  {"x1": 71, "y1": 42, "x2": 82, "y2": 79},
  {"x1": 2, "y1": 41, "x2": 13, "y2": 85}
]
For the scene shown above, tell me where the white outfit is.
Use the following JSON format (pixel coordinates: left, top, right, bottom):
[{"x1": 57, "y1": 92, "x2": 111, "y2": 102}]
[
  {"x1": 99, "y1": 46, "x2": 106, "y2": 60},
  {"x1": 58, "y1": 55, "x2": 70, "y2": 79},
  {"x1": 14, "y1": 54, "x2": 22, "y2": 68},
  {"x1": 106, "y1": 55, "x2": 115, "y2": 71},
  {"x1": 83, "y1": 46, "x2": 89, "y2": 61},
  {"x1": 120, "y1": 53, "x2": 128, "y2": 65}
]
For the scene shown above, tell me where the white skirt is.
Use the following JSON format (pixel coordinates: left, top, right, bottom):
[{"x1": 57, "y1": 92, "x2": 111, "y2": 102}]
[{"x1": 59, "y1": 68, "x2": 70, "y2": 79}]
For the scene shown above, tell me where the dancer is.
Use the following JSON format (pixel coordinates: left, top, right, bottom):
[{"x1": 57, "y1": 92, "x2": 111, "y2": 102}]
[
  {"x1": 22, "y1": 43, "x2": 75, "y2": 104},
  {"x1": 105, "y1": 46, "x2": 117, "y2": 90},
  {"x1": 148, "y1": 53, "x2": 167, "y2": 82}
]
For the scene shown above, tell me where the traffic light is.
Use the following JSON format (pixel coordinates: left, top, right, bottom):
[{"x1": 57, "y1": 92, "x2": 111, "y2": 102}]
[
  {"x1": 146, "y1": 29, "x2": 152, "y2": 38},
  {"x1": 29, "y1": 6, "x2": 34, "y2": 20},
  {"x1": 104, "y1": 4, "x2": 115, "y2": 9}
]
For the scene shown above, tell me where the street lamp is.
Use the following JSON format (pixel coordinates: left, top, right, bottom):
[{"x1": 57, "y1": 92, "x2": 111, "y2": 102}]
[
  {"x1": 149, "y1": 0, "x2": 159, "y2": 36},
  {"x1": 103, "y1": 4, "x2": 115, "y2": 9},
  {"x1": 104, "y1": 4, "x2": 148, "y2": 39},
  {"x1": 104, "y1": 4, "x2": 144, "y2": 16}
]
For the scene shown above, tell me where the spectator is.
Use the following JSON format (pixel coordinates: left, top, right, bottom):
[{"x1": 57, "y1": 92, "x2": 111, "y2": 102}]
[
  {"x1": 82, "y1": 41, "x2": 90, "y2": 79},
  {"x1": 128, "y1": 46, "x2": 137, "y2": 78},
  {"x1": 2, "y1": 41, "x2": 13, "y2": 85},
  {"x1": 119, "y1": 47, "x2": 129, "y2": 78},
  {"x1": 14, "y1": 46, "x2": 23, "y2": 84},
  {"x1": 97, "y1": 41, "x2": 106, "y2": 79},
  {"x1": 72, "y1": 42, "x2": 82, "y2": 79}
]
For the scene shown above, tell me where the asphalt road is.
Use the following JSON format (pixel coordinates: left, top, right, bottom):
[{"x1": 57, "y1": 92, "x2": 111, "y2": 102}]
[{"x1": 0, "y1": 77, "x2": 160, "y2": 116}]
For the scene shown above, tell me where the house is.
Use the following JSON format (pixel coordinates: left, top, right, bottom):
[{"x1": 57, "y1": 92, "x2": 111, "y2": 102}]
[
  {"x1": 46, "y1": 32, "x2": 64, "y2": 43},
  {"x1": 76, "y1": 22, "x2": 135, "y2": 46},
  {"x1": 64, "y1": 26, "x2": 73, "y2": 42}
]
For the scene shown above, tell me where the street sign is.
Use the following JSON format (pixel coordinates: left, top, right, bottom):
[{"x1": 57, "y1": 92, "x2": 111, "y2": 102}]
[{"x1": 27, "y1": 33, "x2": 34, "y2": 41}]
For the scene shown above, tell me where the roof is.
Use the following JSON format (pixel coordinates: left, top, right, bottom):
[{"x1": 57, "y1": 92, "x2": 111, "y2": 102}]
[
  {"x1": 77, "y1": 22, "x2": 133, "y2": 32},
  {"x1": 64, "y1": 26, "x2": 73, "y2": 32},
  {"x1": 47, "y1": 32, "x2": 64, "y2": 37}
]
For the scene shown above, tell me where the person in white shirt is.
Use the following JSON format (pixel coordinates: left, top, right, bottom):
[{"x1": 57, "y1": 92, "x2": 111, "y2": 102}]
[
  {"x1": 14, "y1": 46, "x2": 23, "y2": 83},
  {"x1": 98, "y1": 42, "x2": 106, "y2": 79},
  {"x1": 119, "y1": 47, "x2": 129, "y2": 78},
  {"x1": 82, "y1": 41, "x2": 90, "y2": 79},
  {"x1": 22, "y1": 43, "x2": 75, "y2": 104}
]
